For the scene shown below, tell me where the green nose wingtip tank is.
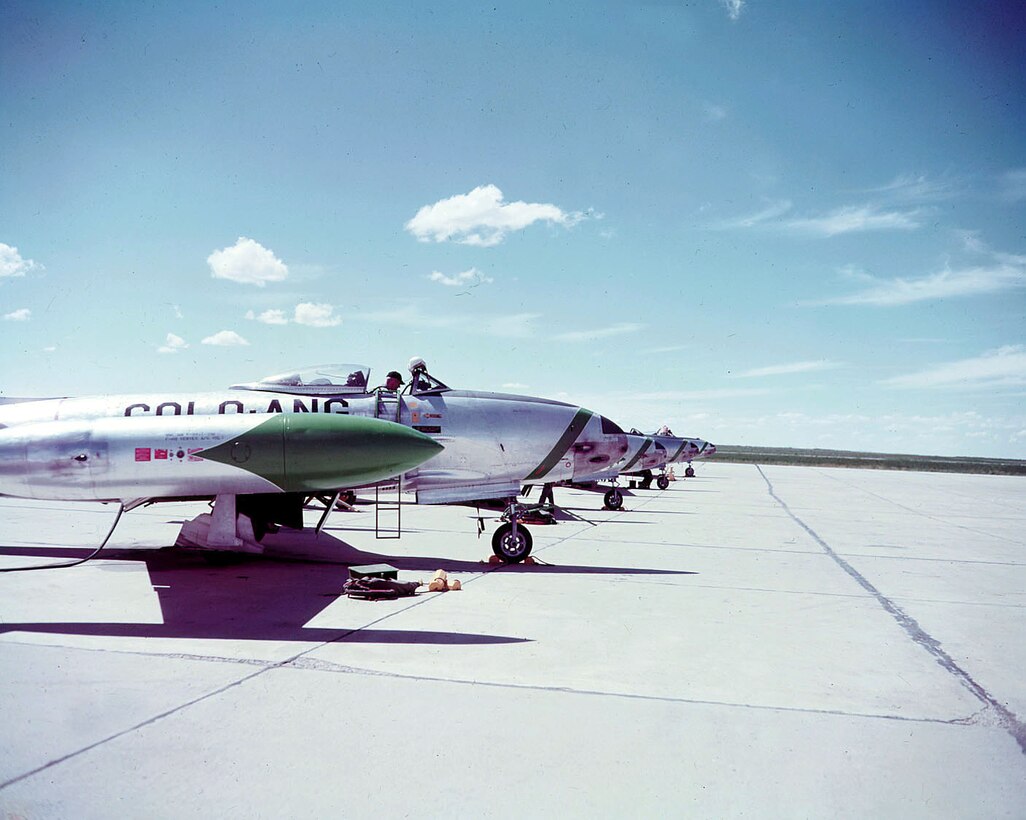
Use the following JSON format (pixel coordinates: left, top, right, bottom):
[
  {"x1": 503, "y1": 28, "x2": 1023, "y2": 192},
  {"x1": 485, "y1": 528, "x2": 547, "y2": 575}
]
[{"x1": 196, "y1": 413, "x2": 443, "y2": 492}]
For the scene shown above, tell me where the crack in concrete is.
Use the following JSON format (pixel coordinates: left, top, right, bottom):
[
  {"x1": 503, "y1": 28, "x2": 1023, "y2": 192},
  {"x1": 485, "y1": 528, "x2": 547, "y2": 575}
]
[
  {"x1": 757, "y1": 464, "x2": 1026, "y2": 758},
  {"x1": 0, "y1": 498, "x2": 622, "y2": 791},
  {"x1": 283, "y1": 654, "x2": 981, "y2": 728}
]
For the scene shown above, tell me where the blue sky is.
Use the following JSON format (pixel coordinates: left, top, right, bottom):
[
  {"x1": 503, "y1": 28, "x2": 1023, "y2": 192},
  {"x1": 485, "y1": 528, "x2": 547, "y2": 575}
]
[{"x1": 2, "y1": 1, "x2": 1024, "y2": 457}]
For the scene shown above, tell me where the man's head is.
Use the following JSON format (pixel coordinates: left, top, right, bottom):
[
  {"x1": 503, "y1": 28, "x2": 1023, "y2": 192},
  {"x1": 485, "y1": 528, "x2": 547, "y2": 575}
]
[{"x1": 385, "y1": 370, "x2": 404, "y2": 391}]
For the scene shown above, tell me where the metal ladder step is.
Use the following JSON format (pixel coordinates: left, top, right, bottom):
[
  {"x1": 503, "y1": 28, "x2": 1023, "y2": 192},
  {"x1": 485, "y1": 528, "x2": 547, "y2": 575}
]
[{"x1": 375, "y1": 477, "x2": 402, "y2": 539}]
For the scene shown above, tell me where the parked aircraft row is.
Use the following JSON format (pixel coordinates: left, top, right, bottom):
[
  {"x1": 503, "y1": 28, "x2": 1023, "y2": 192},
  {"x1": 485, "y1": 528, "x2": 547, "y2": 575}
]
[{"x1": 0, "y1": 358, "x2": 714, "y2": 564}]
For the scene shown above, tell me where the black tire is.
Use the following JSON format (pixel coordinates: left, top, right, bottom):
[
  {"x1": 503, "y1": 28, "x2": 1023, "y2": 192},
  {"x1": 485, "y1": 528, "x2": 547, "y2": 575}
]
[
  {"x1": 491, "y1": 522, "x2": 533, "y2": 563},
  {"x1": 684, "y1": 466, "x2": 695, "y2": 478},
  {"x1": 656, "y1": 475, "x2": 670, "y2": 490},
  {"x1": 604, "y1": 488, "x2": 624, "y2": 510},
  {"x1": 337, "y1": 489, "x2": 357, "y2": 507}
]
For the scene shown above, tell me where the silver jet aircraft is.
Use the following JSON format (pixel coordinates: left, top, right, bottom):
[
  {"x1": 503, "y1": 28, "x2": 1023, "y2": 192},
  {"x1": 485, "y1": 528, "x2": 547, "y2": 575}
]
[
  {"x1": 544, "y1": 428, "x2": 713, "y2": 509},
  {"x1": 0, "y1": 406, "x2": 443, "y2": 565},
  {"x1": 649, "y1": 427, "x2": 716, "y2": 478},
  {"x1": 0, "y1": 359, "x2": 628, "y2": 563},
  {"x1": 549, "y1": 431, "x2": 669, "y2": 510}
]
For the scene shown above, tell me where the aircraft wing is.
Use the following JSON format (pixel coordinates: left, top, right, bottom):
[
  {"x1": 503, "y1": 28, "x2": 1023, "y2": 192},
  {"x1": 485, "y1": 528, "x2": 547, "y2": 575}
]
[{"x1": 416, "y1": 481, "x2": 523, "y2": 505}]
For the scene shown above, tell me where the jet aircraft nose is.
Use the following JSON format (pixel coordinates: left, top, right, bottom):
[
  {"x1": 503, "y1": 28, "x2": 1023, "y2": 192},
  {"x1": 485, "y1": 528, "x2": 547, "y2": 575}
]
[
  {"x1": 598, "y1": 415, "x2": 629, "y2": 458},
  {"x1": 569, "y1": 413, "x2": 628, "y2": 480}
]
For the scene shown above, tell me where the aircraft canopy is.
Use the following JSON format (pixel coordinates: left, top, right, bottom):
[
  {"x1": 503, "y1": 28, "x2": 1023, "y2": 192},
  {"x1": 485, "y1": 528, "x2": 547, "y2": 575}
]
[{"x1": 232, "y1": 364, "x2": 371, "y2": 395}]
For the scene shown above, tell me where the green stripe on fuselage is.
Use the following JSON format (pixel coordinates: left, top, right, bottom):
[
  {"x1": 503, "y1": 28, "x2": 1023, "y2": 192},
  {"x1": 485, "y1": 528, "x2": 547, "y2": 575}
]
[
  {"x1": 621, "y1": 438, "x2": 653, "y2": 473},
  {"x1": 525, "y1": 408, "x2": 593, "y2": 481}
]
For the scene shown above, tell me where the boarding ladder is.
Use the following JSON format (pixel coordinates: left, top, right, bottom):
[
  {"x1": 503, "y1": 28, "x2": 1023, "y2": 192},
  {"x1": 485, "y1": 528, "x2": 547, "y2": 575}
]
[
  {"x1": 374, "y1": 478, "x2": 402, "y2": 539},
  {"x1": 374, "y1": 391, "x2": 403, "y2": 539}
]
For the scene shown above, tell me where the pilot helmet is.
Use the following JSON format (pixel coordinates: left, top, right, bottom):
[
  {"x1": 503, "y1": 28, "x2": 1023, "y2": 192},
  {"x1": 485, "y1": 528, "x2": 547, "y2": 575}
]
[
  {"x1": 408, "y1": 356, "x2": 427, "y2": 374},
  {"x1": 386, "y1": 370, "x2": 404, "y2": 383}
]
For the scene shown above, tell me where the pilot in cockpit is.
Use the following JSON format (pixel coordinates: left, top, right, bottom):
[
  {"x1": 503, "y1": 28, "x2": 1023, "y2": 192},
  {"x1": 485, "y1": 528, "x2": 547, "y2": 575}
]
[
  {"x1": 345, "y1": 370, "x2": 368, "y2": 388},
  {"x1": 407, "y1": 357, "x2": 430, "y2": 392},
  {"x1": 382, "y1": 370, "x2": 404, "y2": 392}
]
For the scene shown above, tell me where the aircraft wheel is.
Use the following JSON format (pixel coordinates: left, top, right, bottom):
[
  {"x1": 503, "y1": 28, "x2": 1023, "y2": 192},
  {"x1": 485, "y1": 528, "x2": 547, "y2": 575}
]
[
  {"x1": 336, "y1": 489, "x2": 357, "y2": 508},
  {"x1": 492, "y1": 523, "x2": 533, "y2": 563},
  {"x1": 684, "y1": 466, "x2": 695, "y2": 478},
  {"x1": 604, "y1": 488, "x2": 624, "y2": 510},
  {"x1": 656, "y1": 475, "x2": 670, "y2": 490}
]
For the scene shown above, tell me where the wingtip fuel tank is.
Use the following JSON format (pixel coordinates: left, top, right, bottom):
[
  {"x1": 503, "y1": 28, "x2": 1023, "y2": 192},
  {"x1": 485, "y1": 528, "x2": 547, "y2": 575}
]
[{"x1": 0, "y1": 413, "x2": 443, "y2": 502}]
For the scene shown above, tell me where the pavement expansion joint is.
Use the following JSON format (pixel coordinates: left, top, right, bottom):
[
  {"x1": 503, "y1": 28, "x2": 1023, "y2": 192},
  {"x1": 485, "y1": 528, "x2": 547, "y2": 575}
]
[
  {"x1": 276, "y1": 656, "x2": 990, "y2": 727},
  {"x1": 757, "y1": 464, "x2": 1026, "y2": 758}
]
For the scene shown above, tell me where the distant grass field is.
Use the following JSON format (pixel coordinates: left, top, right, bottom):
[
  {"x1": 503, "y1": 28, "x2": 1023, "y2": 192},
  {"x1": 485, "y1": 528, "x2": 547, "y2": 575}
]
[{"x1": 711, "y1": 446, "x2": 1026, "y2": 476}]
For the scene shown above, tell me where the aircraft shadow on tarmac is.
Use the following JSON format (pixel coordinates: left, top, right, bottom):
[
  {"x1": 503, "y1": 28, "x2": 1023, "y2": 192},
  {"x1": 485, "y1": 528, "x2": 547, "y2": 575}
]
[{"x1": 0, "y1": 532, "x2": 694, "y2": 645}]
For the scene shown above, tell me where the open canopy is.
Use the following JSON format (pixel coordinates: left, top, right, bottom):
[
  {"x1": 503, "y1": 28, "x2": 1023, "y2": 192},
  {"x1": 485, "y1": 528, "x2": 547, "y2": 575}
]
[{"x1": 231, "y1": 364, "x2": 371, "y2": 395}]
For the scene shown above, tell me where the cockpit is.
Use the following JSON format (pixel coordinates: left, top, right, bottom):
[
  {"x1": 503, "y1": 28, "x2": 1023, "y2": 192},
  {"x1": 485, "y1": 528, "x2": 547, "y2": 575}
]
[
  {"x1": 230, "y1": 360, "x2": 452, "y2": 397},
  {"x1": 231, "y1": 364, "x2": 371, "y2": 395},
  {"x1": 407, "y1": 368, "x2": 450, "y2": 396}
]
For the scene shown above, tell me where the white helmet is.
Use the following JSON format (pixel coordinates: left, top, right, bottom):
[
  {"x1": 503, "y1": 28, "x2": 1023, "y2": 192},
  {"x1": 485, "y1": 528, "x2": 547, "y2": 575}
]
[{"x1": 408, "y1": 356, "x2": 428, "y2": 374}]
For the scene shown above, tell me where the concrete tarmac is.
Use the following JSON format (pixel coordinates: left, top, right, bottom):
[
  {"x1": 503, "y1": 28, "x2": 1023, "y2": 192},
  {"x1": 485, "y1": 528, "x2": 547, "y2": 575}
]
[{"x1": 1, "y1": 463, "x2": 1024, "y2": 818}]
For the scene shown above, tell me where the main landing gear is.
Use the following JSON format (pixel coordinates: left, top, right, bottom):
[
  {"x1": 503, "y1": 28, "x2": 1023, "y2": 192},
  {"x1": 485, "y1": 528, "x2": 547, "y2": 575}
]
[
  {"x1": 656, "y1": 474, "x2": 670, "y2": 490},
  {"x1": 684, "y1": 465, "x2": 696, "y2": 478}
]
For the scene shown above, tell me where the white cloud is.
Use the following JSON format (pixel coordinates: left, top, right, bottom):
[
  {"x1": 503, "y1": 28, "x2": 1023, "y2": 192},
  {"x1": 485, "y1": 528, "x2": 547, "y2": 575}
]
[
  {"x1": 293, "y1": 302, "x2": 342, "y2": 328},
  {"x1": 502, "y1": 382, "x2": 529, "y2": 390},
  {"x1": 883, "y1": 346, "x2": 1026, "y2": 390},
  {"x1": 245, "y1": 308, "x2": 289, "y2": 325},
  {"x1": 711, "y1": 202, "x2": 920, "y2": 236},
  {"x1": 785, "y1": 205, "x2": 920, "y2": 236},
  {"x1": 641, "y1": 344, "x2": 690, "y2": 354},
  {"x1": 201, "y1": 330, "x2": 250, "y2": 347},
  {"x1": 708, "y1": 199, "x2": 793, "y2": 230},
  {"x1": 207, "y1": 237, "x2": 288, "y2": 286},
  {"x1": 866, "y1": 173, "x2": 960, "y2": 203},
  {"x1": 0, "y1": 244, "x2": 39, "y2": 279},
  {"x1": 732, "y1": 360, "x2": 839, "y2": 378},
  {"x1": 552, "y1": 322, "x2": 645, "y2": 342},
  {"x1": 243, "y1": 304, "x2": 341, "y2": 327},
  {"x1": 405, "y1": 184, "x2": 586, "y2": 246},
  {"x1": 703, "y1": 103, "x2": 728, "y2": 122},
  {"x1": 157, "y1": 333, "x2": 189, "y2": 354},
  {"x1": 999, "y1": 168, "x2": 1026, "y2": 203},
  {"x1": 172, "y1": 304, "x2": 184, "y2": 319},
  {"x1": 836, "y1": 263, "x2": 876, "y2": 283},
  {"x1": 2, "y1": 308, "x2": 31, "y2": 321},
  {"x1": 815, "y1": 263, "x2": 1026, "y2": 306},
  {"x1": 428, "y1": 267, "x2": 494, "y2": 288},
  {"x1": 719, "y1": 0, "x2": 744, "y2": 21}
]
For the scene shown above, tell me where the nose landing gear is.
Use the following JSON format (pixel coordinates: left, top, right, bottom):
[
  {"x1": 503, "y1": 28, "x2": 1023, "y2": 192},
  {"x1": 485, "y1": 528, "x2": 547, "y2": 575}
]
[
  {"x1": 491, "y1": 521, "x2": 534, "y2": 563},
  {"x1": 603, "y1": 487, "x2": 624, "y2": 510},
  {"x1": 489, "y1": 500, "x2": 535, "y2": 563}
]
